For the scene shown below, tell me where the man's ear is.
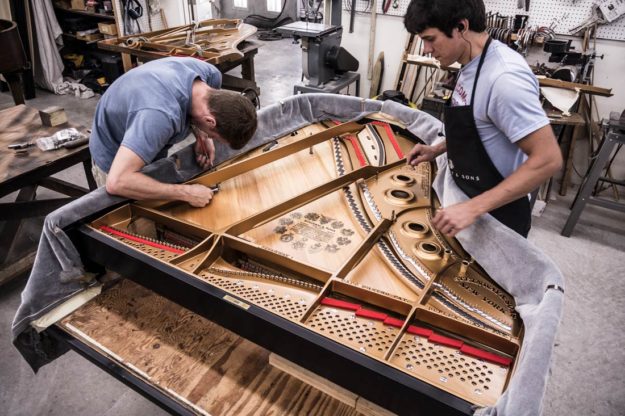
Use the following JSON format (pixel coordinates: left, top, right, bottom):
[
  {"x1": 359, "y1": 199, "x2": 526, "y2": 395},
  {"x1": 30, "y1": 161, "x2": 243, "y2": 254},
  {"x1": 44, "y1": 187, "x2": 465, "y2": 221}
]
[{"x1": 203, "y1": 114, "x2": 216, "y2": 128}]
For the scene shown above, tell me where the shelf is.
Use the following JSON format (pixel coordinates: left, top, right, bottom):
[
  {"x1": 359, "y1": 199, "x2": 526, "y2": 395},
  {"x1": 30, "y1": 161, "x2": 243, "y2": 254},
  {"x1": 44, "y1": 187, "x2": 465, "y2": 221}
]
[
  {"x1": 54, "y1": 5, "x2": 115, "y2": 20},
  {"x1": 62, "y1": 32, "x2": 103, "y2": 45}
]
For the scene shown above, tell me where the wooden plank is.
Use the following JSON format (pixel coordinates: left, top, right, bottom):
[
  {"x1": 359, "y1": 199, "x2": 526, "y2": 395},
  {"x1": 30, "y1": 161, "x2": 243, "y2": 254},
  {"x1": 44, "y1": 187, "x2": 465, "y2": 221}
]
[
  {"x1": 269, "y1": 353, "x2": 359, "y2": 408},
  {"x1": 538, "y1": 77, "x2": 612, "y2": 97},
  {"x1": 58, "y1": 279, "x2": 362, "y2": 416},
  {"x1": 545, "y1": 109, "x2": 586, "y2": 126},
  {"x1": 38, "y1": 177, "x2": 89, "y2": 197},
  {"x1": 0, "y1": 250, "x2": 36, "y2": 286},
  {"x1": 269, "y1": 354, "x2": 396, "y2": 416}
]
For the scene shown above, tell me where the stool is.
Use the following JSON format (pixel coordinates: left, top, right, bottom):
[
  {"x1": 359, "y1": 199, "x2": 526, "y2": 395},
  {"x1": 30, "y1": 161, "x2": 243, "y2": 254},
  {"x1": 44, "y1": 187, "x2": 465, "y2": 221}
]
[
  {"x1": 294, "y1": 71, "x2": 360, "y2": 96},
  {"x1": 561, "y1": 114, "x2": 625, "y2": 236}
]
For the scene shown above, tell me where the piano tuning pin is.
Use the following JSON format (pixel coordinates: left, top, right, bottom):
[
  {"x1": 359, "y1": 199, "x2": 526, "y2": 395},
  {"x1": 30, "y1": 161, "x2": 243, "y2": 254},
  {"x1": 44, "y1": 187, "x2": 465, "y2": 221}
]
[{"x1": 459, "y1": 258, "x2": 474, "y2": 277}]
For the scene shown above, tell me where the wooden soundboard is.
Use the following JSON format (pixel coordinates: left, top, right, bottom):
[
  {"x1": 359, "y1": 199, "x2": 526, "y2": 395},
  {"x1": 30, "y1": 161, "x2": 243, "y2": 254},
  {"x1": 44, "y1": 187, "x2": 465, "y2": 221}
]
[{"x1": 65, "y1": 116, "x2": 523, "y2": 414}]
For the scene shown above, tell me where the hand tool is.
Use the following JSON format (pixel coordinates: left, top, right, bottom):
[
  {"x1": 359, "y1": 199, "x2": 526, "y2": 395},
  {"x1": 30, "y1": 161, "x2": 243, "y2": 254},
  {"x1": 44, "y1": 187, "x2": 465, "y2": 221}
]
[{"x1": 8, "y1": 142, "x2": 34, "y2": 149}]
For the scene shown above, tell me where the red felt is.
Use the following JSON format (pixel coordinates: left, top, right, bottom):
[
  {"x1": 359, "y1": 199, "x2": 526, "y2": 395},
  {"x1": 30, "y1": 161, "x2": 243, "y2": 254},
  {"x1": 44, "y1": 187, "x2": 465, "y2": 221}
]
[
  {"x1": 330, "y1": 120, "x2": 368, "y2": 166},
  {"x1": 460, "y1": 345, "x2": 513, "y2": 367},
  {"x1": 320, "y1": 297, "x2": 361, "y2": 311},
  {"x1": 346, "y1": 135, "x2": 368, "y2": 167},
  {"x1": 383, "y1": 317, "x2": 405, "y2": 328},
  {"x1": 371, "y1": 121, "x2": 404, "y2": 158},
  {"x1": 406, "y1": 325, "x2": 433, "y2": 337},
  {"x1": 428, "y1": 333, "x2": 464, "y2": 349},
  {"x1": 99, "y1": 226, "x2": 185, "y2": 254},
  {"x1": 355, "y1": 308, "x2": 388, "y2": 321}
]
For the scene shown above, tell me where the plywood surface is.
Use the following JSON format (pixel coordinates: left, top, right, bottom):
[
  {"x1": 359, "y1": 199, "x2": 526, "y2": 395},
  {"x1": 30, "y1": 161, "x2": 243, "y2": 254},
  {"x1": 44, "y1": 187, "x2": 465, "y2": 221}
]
[{"x1": 59, "y1": 279, "x2": 361, "y2": 416}]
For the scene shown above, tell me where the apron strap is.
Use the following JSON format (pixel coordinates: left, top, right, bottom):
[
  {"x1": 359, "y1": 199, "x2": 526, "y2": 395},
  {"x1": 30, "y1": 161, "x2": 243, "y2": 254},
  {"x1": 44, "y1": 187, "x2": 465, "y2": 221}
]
[{"x1": 469, "y1": 36, "x2": 492, "y2": 107}]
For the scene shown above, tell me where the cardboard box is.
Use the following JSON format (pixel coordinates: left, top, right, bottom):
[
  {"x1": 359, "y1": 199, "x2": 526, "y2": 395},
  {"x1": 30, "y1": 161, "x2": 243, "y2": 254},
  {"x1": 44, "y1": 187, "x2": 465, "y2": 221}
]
[
  {"x1": 98, "y1": 22, "x2": 117, "y2": 36},
  {"x1": 70, "y1": 0, "x2": 85, "y2": 10}
]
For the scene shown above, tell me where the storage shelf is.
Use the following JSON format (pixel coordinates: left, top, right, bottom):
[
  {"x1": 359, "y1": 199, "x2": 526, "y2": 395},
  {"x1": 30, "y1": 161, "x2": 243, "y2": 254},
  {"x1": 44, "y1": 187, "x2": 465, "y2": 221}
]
[
  {"x1": 54, "y1": 5, "x2": 115, "y2": 20},
  {"x1": 62, "y1": 32, "x2": 103, "y2": 45}
]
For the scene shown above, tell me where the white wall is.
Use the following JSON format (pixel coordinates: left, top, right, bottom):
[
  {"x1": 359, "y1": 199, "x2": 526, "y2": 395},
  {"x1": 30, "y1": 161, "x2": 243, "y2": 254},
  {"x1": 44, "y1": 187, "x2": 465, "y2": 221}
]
[
  {"x1": 340, "y1": 12, "x2": 406, "y2": 98},
  {"x1": 161, "y1": 0, "x2": 189, "y2": 27},
  {"x1": 340, "y1": 11, "x2": 625, "y2": 119}
]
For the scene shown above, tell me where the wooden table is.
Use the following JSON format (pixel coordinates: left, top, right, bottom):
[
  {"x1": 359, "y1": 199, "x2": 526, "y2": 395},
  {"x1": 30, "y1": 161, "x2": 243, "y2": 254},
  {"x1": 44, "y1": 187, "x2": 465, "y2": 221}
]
[
  {"x1": 0, "y1": 105, "x2": 96, "y2": 284},
  {"x1": 546, "y1": 109, "x2": 587, "y2": 196},
  {"x1": 98, "y1": 40, "x2": 261, "y2": 97}
]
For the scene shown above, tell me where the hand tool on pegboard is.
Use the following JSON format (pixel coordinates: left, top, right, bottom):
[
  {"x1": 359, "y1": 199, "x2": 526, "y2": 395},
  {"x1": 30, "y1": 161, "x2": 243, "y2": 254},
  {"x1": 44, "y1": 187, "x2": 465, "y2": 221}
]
[
  {"x1": 382, "y1": 0, "x2": 391, "y2": 14},
  {"x1": 349, "y1": 0, "x2": 357, "y2": 33}
]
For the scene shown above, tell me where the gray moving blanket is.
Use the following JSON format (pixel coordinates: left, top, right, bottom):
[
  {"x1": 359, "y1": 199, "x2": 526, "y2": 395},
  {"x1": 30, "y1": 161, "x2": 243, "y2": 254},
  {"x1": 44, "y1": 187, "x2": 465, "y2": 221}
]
[{"x1": 12, "y1": 93, "x2": 564, "y2": 415}]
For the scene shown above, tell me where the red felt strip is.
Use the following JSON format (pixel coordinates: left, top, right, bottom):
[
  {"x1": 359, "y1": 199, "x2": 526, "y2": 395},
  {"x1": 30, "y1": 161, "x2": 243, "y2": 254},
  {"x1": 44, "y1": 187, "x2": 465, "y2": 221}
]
[
  {"x1": 346, "y1": 135, "x2": 368, "y2": 167},
  {"x1": 428, "y1": 333, "x2": 464, "y2": 349},
  {"x1": 320, "y1": 297, "x2": 361, "y2": 311},
  {"x1": 371, "y1": 121, "x2": 404, "y2": 159},
  {"x1": 330, "y1": 120, "x2": 367, "y2": 167},
  {"x1": 460, "y1": 345, "x2": 513, "y2": 367},
  {"x1": 383, "y1": 317, "x2": 405, "y2": 328},
  {"x1": 355, "y1": 308, "x2": 388, "y2": 321},
  {"x1": 99, "y1": 225, "x2": 185, "y2": 254},
  {"x1": 406, "y1": 325, "x2": 433, "y2": 337}
]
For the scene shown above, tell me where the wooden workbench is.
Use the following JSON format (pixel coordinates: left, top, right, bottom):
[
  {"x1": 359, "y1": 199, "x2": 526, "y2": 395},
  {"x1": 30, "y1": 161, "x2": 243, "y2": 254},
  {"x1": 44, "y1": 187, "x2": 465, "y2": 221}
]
[
  {"x1": 545, "y1": 109, "x2": 587, "y2": 196},
  {"x1": 0, "y1": 105, "x2": 96, "y2": 284},
  {"x1": 98, "y1": 39, "x2": 261, "y2": 97}
]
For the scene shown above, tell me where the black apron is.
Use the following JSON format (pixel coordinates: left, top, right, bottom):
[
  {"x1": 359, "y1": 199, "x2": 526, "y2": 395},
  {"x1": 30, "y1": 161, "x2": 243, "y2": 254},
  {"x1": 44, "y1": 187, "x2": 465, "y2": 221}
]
[{"x1": 443, "y1": 37, "x2": 531, "y2": 237}]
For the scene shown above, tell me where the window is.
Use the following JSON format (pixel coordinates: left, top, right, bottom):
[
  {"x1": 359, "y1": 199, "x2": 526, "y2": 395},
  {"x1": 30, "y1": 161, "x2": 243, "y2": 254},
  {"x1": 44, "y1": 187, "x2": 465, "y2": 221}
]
[
  {"x1": 234, "y1": 0, "x2": 247, "y2": 8},
  {"x1": 267, "y1": 0, "x2": 281, "y2": 13}
]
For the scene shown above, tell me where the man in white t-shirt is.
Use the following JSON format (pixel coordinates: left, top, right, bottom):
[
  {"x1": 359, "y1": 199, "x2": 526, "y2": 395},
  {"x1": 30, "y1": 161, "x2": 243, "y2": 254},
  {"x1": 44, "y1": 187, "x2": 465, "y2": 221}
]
[{"x1": 404, "y1": 0, "x2": 562, "y2": 237}]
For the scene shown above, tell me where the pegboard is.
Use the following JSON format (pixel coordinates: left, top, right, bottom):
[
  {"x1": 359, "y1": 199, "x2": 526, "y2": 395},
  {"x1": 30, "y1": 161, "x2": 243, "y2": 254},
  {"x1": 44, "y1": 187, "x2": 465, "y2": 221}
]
[
  {"x1": 113, "y1": 0, "x2": 168, "y2": 37},
  {"x1": 342, "y1": 0, "x2": 410, "y2": 17},
  {"x1": 343, "y1": 0, "x2": 625, "y2": 40},
  {"x1": 484, "y1": 0, "x2": 625, "y2": 41}
]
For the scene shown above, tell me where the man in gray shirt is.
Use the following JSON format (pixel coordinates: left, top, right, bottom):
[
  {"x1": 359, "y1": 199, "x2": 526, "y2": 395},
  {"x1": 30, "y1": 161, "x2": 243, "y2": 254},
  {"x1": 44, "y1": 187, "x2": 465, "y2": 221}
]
[
  {"x1": 404, "y1": 0, "x2": 562, "y2": 237},
  {"x1": 90, "y1": 57, "x2": 257, "y2": 207}
]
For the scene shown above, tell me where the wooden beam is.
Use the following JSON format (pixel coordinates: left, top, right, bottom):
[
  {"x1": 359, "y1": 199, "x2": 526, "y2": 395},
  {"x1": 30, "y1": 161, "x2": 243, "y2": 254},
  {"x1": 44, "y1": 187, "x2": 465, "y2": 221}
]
[
  {"x1": 269, "y1": 353, "x2": 396, "y2": 416},
  {"x1": 538, "y1": 77, "x2": 613, "y2": 97}
]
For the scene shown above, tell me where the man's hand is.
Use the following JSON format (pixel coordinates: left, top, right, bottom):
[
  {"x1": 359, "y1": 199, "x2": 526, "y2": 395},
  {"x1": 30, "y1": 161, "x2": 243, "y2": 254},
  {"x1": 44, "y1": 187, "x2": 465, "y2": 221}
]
[
  {"x1": 192, "y1": 127, "x2": 215, "y2": 170},
  {"x1": 406, "y1": 142, "x2": 446, "y2": 166},
  {"x1": 432, "y1": 201, "x2": 482, "y2": 237},
  {"x1": 183, "y1": 183, "x2": 214, "y2": 207}
]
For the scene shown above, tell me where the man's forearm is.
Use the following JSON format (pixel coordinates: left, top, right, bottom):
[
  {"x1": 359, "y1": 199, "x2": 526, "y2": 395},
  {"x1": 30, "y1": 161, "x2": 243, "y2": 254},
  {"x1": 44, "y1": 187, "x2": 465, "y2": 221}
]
[
  {"x1": 434, "y1": 141, "x2": 447, "y2": 156},
  {"x1": 106, "y1": 170, "x2": 188, "y2": 202}
]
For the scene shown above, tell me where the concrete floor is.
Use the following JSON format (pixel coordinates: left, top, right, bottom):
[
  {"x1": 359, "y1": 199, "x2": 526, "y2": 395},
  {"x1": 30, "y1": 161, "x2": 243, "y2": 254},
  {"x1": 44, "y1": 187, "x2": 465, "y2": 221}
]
[{"x1": 1, "y1": 36, "x2": 624, "y2": 416}]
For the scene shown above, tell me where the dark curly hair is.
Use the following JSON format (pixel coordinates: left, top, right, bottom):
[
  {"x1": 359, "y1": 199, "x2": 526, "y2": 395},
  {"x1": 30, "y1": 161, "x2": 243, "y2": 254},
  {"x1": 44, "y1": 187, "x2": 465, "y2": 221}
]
[
  {"x1": 207, "y1": 89, "x2": 258, "y2": 150},
  {"x1": 404, "y1": 0, "x2": 486, "y2": 37}
]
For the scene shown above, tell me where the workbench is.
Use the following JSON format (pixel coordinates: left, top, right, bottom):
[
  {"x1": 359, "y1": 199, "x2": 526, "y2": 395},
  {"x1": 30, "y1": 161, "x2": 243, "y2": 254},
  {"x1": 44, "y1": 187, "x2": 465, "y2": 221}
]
[
  {"x1": 0, "y1": 105, "x2": 96, "y2": 285},
  {"x1": 98, "y1": 39, "x2": 261, "y2": 97},
  {"x1": 545, "y1": 109, "x2": 586, "y2": 196}
]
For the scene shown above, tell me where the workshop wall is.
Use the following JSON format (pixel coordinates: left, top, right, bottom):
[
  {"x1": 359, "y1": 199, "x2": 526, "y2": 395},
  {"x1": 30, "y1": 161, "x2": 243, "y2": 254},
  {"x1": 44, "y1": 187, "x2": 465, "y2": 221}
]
[
  {"x1": 220, "y1": 0, "x2": 298, "y2": 24},
  {"x1": 340, "y1": 11, "x2": 625, "y2": 119},
  {"x1": 0, "y1": 2, "x2": 10, "y2": 20},
  {"x1": 160, "y1": 0, "x2": 189, "y2": 27}
]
